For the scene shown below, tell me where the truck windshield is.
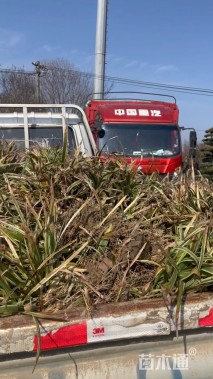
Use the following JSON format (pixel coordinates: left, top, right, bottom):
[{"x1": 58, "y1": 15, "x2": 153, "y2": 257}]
[{"x1": 98, "y1": 124, "x2": 181, "y2": 157}]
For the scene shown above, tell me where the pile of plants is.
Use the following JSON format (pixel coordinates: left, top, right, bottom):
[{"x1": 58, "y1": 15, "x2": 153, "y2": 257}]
[{"x1": 0, "y1": 141, "x2": 213, "y2": 318}]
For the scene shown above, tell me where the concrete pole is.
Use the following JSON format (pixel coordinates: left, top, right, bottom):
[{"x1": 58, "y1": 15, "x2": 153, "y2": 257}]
[
  {"x1": 93, "y1": 0, "x2": 108, "y2": 99},
  {"x1": 32, "y1": 61, "x2": 48, "y2": 103}
]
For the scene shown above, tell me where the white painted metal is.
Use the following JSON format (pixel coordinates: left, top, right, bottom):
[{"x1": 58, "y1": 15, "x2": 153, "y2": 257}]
[
  {"x1": 0, "y1": 332, "x2": 212, "y2": 378},
  {"x1": 22, "y1": 106, "x2": 30, "y2": 149},
  {"x1": 61, "y1": 105, "x2": 67, "y2": 141},
  {"x1": 0, "y1": 104, "x2": 97, "y2": 154}
]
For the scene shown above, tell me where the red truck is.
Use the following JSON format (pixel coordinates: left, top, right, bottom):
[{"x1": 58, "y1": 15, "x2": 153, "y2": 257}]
[{"x1": 85, "y1": 92, "x2": 197, "y2": 176}]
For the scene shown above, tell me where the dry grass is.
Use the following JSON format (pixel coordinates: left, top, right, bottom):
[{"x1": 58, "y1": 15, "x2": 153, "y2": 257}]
[{"x1": 0, "y1": 141, "x2": 213, "y2": 318}]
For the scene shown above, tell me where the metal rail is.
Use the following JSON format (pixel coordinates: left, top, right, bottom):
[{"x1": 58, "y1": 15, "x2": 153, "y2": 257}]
[
  {"x1": 88, "y1": 91, "x2": 177, "y2": 103},
  {"x1": 0, "y1": 104, "x2": 97, "y2": 153},
  {"x1": 0, "y1": 331, "x2": 212, "y2": 378}
]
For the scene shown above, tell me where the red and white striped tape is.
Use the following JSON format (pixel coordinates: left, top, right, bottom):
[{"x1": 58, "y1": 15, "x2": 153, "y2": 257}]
[
  {"x1": 1, "y1": 298, "x2": 213, "y2": 355},
  {"x1": 33, "y1": 315, "x2": 170, "y2": 351}
]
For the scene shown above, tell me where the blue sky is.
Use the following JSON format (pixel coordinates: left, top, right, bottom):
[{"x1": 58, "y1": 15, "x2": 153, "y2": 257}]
[{"x1": 1, "y1": 0, "x2": 213, "y2": 141}]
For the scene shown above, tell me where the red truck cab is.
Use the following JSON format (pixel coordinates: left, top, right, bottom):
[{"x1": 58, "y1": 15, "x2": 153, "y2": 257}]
[{"x1": 85, "y1": 94, "x2": 182, "y2": 175}]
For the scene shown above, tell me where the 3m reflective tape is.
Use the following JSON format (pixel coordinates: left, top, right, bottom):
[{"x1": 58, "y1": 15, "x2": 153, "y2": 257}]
[
  {"x1": 199, "y1": 308, "x2": 213, "y2": 327},
  {"x1": 3, "y1": 297, "x2": 213, "y2": 355},
  {"x1": 33, "y1": 314, "x2": 170, "y2": 351},
  {"x1": 87, "y1": 314, "x2": 170, "y2": 343},
  {"x1": 33, "y1": 322, "x2": 87, "y2": 351}
]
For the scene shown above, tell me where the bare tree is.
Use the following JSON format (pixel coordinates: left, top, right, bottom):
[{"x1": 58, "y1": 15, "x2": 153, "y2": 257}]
[
  {"x1": 0, "y1": 60, "x2": 113, "y2": 108},
  {"x1": 0, "y1": 69, "x2": 37, "y2": 104},
  {"x1": 41, "y1": 59, "x2": 93, "y2": 106}
]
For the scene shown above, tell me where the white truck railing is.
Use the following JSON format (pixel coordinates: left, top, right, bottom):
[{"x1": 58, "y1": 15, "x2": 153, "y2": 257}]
[{"x1": 0, "y1": 104, "x2": 97, "y2": 155}]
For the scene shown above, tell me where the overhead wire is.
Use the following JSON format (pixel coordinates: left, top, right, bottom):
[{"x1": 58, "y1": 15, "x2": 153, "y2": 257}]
[
  {"x1": 65, "y1": 69, "x2": 213, "y2": 96},
  {"x1": 1, "y1": 66, "x2": 213, "y2": 96},
  {"x1": 0, "y1": 66, "x2": 210, "y2": 136},
  {"x1": 68, "y1": 70, "x2": 213, "y2": 96}
]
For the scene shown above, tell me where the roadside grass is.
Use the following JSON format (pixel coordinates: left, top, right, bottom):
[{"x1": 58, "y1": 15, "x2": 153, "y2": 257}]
[{"x1": 0, "y1": 141, "x2": 213, "y2": 321}]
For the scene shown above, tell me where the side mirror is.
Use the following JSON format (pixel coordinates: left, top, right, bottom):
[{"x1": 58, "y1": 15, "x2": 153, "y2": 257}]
[
  {"x1": 189, "y1": 130, "x2": 197, "y2": 158},
  {"x1": 190, "y1": 131, "x2": 197, "y2": 148},
  {"x1": 98, "y1": 129, "x2": 105, "y2": 138}
]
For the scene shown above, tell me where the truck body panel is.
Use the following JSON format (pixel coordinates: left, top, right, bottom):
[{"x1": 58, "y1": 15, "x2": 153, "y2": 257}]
[{"x1": 86, "y1": 100, "x2": 179, "y2": 125}]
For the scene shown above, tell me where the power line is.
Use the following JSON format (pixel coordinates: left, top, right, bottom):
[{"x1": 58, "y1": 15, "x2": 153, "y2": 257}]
[
  {"x1": 85, "y1": 72, "x2": 213, "y2": 96},
  {"x1": 54, "y1": 68, "x2": 213, "y2": 96},
  {"x1": 0, "y1": 68, "x2": 35, "y2": 76},
  {"x1": 1, "y1": 65, "x2": 213, "y2": 97},
  {"x1": 42, "y1": 66, "x2": 213, "y2": 96}
]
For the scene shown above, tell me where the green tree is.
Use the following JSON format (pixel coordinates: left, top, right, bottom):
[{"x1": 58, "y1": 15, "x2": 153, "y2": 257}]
[{"x1": 200, "y1": 128, "x2": 213, "y2": 181}]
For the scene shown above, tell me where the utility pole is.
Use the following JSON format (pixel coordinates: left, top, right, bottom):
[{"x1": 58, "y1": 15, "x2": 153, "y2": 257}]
[
  {"x1": 93, "y1": 0, "x2": 108, "y2": 99},
  {"x1": 32, "y1": 61, "x2": 48, "y2": 103}
]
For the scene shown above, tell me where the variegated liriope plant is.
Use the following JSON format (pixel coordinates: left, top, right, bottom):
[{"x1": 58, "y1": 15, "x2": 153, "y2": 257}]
[{"x1": 0, "y1": 139, "x2": 212, "y2": 335}]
